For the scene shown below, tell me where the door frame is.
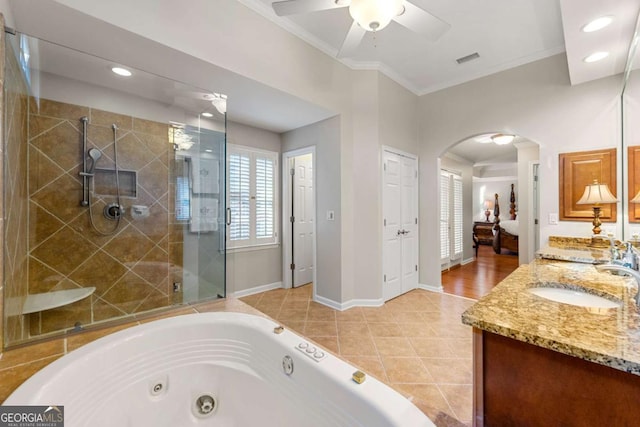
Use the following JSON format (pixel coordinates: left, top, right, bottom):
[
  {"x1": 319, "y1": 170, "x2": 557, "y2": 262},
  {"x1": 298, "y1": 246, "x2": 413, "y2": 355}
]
[
  {"x1": 282, "y1": 146, "x2": 317, "y2": 290},
  {"x1": 381, "y1": 145, "x2": 419, "y2": 301}
]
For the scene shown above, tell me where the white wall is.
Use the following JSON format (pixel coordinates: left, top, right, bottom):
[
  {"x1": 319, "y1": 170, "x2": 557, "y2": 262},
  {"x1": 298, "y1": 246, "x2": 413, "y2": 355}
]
[
  {"x1": 419, "y1": 54, "x2": 623, "y2": 288},
  {"x1": 472, "y1": 178, "x2": 517, "y2": 222},
  {"x1": 225, "y1": 121, "x2": 283, "y2": 294},
  {"x1": 281, "y1": 116, "x2": 342, "y2": 302},
  {"x1": 0, "y1": 1, "x2": 14, "y2": 27}
]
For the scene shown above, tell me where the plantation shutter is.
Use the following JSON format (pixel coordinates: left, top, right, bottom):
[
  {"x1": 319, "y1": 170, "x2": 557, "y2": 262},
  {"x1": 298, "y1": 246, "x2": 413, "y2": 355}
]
[
  {"x1": 452, "y1": 174, "x2": 464, "y2": 259},
  {"x1": 227, "y1": 144, "x2": 279, "y2": 249},
  {"x1": 229, "y1": 152, "x2": 251, "y2": 242},
  {"x1": 440, "y1": 171, "x2": 450, "y2": 261},
  {"x1": 255, "y1": 156, "x2": 274, "y2": 239}
]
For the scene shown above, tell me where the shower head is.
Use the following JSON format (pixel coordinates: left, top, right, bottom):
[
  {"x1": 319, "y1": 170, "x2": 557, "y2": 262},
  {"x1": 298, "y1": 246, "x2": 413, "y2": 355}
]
[{"x1": 87, "y1": 148, "x2": 102, "y2": 174}]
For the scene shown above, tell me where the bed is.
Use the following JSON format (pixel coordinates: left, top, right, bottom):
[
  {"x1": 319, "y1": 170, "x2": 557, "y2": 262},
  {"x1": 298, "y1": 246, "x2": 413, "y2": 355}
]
[{"x1": 492, "y1": 185, "x2": 519, "y2": 254}]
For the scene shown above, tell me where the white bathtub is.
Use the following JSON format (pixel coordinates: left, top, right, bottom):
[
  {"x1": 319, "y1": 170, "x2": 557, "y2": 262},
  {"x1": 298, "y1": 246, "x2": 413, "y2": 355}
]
[{"x1": 6, "y1": 312, "x2": 434, "y2": 426}]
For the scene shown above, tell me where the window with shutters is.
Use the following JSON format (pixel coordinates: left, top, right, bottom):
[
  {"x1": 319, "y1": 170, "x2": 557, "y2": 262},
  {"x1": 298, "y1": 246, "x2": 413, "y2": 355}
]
[
  {"x1": 227, "y1": 144, "x2": 279, "y2": 250},
  {"x1": 440, "y1": 169, "x2": 463, "y2": 265}
]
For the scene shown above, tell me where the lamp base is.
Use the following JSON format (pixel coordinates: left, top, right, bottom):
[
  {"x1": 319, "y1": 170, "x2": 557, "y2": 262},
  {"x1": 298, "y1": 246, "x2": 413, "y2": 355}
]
[
  {"x1": 591, "y1": 206, "x2": 602, "y2": 235},
  {"x1": 485, "y1": 210, "x2": 491, "y2": 222}
]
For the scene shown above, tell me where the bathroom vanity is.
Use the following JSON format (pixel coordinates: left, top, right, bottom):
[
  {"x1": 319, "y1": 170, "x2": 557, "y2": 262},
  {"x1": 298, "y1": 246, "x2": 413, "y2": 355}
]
[{"x1": 462, "y1": 239, "x2": 640, "y2": 426}]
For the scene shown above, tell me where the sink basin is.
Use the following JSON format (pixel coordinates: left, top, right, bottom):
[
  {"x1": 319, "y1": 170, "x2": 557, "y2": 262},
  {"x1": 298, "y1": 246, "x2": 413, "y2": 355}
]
[{"x1": 529, "y1": 286, "x2": 620, "y2": 309}]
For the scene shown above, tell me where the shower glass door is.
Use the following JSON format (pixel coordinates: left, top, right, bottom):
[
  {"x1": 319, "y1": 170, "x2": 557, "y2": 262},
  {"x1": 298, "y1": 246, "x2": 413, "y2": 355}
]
[{"x1": 2, "y1": 31, "x2": 226, "y2": 347}]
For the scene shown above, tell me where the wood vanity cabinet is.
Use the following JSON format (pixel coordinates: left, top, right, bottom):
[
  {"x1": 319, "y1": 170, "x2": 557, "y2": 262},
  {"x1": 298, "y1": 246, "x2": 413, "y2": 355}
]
[
  {"x1": 473, "y1": 222, "x2": 494, "y2": 246},
  {"x1": 473, "y1": 330, "x2": 640, "y2": 426}
]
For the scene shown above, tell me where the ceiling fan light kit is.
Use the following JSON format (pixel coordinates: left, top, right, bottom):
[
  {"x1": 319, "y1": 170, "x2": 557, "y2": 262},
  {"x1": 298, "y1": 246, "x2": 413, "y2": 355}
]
[
  {"x1": 349, "y1": 0, "x2": 404, "y2": 31},
  {"x1": 272, "y1": 0, "x2": 450, "y2": 58}
]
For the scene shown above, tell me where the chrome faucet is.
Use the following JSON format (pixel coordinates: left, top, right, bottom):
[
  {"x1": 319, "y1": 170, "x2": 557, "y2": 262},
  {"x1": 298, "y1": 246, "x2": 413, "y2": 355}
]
[{"x1": 596, "y1": 264, "x2": 640, "y2": 307}]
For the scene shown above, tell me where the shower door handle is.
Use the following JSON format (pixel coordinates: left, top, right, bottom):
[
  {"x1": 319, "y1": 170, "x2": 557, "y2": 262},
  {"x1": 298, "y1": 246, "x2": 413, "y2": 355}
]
[{"x1": 226, "y1": 208, "x2": 232, "y2": 226}]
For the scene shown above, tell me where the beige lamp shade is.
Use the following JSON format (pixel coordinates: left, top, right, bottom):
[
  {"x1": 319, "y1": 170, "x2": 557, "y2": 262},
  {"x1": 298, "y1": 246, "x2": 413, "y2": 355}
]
[
  {"x1": 576, "y1": 181, "x2": 618, "y2": 205},
  {"x1": 631, "y1": 189, "x2": 640, "y2": 203}
]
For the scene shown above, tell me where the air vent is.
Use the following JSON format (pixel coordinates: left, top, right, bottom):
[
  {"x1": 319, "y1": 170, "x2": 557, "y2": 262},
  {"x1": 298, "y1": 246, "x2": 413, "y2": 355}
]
[{"x1": 456, "y1": 52, "x2": 480, "y2": 64}]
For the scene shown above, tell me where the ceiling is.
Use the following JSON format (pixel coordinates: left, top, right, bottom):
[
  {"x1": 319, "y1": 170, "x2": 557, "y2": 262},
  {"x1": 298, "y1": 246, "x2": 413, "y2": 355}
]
[
  {"x1": 241, "y1": 0, "x2": 640, "y2": 95},
  {"x1": 447, "y1": 134, "x2": 518, "y2": 165},
  {"x1": 7, "y1": 0, "x2": 640, "y2": 134}
]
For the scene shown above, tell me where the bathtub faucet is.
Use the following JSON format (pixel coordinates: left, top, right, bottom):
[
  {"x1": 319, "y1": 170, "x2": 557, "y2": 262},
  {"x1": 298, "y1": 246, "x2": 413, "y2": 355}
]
[{"x1": 596, "y1": 264, "x2": 640, "y2": 307}]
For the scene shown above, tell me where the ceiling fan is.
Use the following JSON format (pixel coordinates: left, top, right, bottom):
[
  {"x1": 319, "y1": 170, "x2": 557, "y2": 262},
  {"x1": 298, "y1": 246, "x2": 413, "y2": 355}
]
[{"x1": 272, "y1": 0, "x2": 451, "y2": 58}]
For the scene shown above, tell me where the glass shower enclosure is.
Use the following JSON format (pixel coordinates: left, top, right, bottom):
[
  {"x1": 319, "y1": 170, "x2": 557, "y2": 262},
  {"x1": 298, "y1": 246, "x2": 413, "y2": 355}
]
[{"x1": 2, "y1": 31, "x2": 226, "y2": 347}]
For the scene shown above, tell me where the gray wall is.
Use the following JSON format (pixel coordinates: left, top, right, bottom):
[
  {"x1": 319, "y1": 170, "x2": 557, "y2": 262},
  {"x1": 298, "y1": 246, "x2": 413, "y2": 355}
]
[
  {"x1": 281, "y1": 116, "x2": 342, "y2": 302},
  {"x1": 419, "y1": 53, "x2": 623, "y2": 288}
]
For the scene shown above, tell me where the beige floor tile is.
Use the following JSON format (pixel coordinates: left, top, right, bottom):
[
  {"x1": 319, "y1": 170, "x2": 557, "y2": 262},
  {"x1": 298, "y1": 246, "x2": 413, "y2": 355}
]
[
  {"x1": 336, "y1": 307, "x2": 365, "y2": 322},
  {"x1": 309, "y1": 336, "x2": 339, "y2": 355},
  {"x1": 280, "y1": 320, "x2": 306, "y2": 335},
  {"x1": 410, "y1": 337, "x2": 456, "y2": 358},
  {"x1": 391, "y1": 311, "x2": 427, "y2": 323},
  {"x1": 439, "y1": 384, "x2": 473, "y2": 425},
  {"x1": 280, "y1": 299, "x2": 309, "y2": 310},
  {"x1": 399, "y1": 323, "x2": 438, "y2": 338},
  {"x1": 382, "y1": 357, "x2": 435, "y2": 383},
  {"x1": 421, "y1": 358, "x2": 472, "y2": 385},
  {"x1": 338, "y1": 335, "x2": 378, "y2": 356},
  {"x1": 361, "y1": 306, "x2": 394, "y2": 322},
  {"x1": 337, "y1": 322, "x2": 370, "y2": 337},
  {"x1": 368, "y1": 322, "x2": 403, "y2": 337},
  {"x1": 307, "y1": 305, "x2": 336, "y2": 321},
  {"x1": 276, "y1": 308, "x2": 308, "y2": 322},
  {"x1": 373, "y1": 337, "x2": 417, "y2": 356},
  {"x1": 304, "y1": 321, "x2": 338, "y2": 336}
]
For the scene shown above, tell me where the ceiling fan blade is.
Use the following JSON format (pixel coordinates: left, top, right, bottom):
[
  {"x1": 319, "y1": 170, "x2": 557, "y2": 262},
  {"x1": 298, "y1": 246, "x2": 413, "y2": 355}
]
[
  {"x1": 393, "y1": 1, "x2": 451, "y2": 41},
  {"x1": 337, "y1": 20, "x2": 367, "y2": 58},
  {"x1": 272, "y1": 0, "x2": 349, "y2": 16}
]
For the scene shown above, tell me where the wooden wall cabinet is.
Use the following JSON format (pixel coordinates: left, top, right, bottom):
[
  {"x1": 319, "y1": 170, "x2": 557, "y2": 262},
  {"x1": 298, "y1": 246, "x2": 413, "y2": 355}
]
[{"x1": 559, "y1": 148, "x2": 617, "y2": 222}]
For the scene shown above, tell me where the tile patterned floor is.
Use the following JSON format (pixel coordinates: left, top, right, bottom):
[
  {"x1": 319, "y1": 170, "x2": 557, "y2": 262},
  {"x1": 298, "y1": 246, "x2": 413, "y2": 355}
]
[{"x1": 240, "y1": 285, "x2": 476, "y2": 427}]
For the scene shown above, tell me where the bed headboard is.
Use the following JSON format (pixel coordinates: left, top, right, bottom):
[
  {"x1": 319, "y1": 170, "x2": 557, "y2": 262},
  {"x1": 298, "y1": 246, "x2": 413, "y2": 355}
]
[{"x1": 510, "y1": 183, "x2": 517, "y2": 220}]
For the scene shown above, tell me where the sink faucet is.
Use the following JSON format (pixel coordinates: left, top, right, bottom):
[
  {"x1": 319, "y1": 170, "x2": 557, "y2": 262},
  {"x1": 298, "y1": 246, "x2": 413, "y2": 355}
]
[
  {"x1": 593, "y1": 234, "x2": 622, "y2": 263},
  {"x1": 596, "y1": 264, "x2": 640, "y2": 307}
]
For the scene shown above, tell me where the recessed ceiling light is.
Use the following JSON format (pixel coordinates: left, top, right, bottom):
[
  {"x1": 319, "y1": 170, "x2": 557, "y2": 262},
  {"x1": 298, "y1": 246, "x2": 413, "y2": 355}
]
[
  {"x1": 201, "y1": 112, "x2": 214, "y2": 118},
  {"x1": 205, "y1": 149, "x2": 213, "y2": 153},
  {"x1": 582, "y1": 16, "x2": 613, "y2": 33},
  {"x1": 584, "y1": 51, "x2": 609, "y2": 63},
  {"x1": 111, "y1": 67, "x2": 132, "y2": 77}
]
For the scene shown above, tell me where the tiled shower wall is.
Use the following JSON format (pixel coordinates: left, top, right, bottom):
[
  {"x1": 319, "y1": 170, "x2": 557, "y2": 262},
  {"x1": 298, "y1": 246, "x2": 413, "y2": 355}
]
[
  {"x1": 25, "y1": 98, "x2": 182, "y2": 339},
  {"x1": 2, "y1": 29, "x2": 30, "y2": 345}
]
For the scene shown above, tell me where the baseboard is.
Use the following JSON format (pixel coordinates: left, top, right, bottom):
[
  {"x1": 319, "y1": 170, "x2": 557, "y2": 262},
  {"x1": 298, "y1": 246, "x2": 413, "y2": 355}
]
[
  {"x1": 313, "y1": 294, "x2": 384, "y2": 311},
  {"x1": 418, "y1": 283, "x2": 444, "y2": 293},
  {"x1": 232, "y1": 281, "x2": 283, "y2": 298},
  {"x1": 461, "y1": 257, "x2": 475, "y2": 266}
]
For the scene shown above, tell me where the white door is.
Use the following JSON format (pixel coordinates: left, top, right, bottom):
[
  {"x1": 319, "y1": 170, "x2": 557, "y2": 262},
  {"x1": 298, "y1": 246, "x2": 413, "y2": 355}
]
[
  {"x1": 383, "y1": 150, "x2": 418, "y2": 301},
  {"x1": 292, "y1": 154, "x2": 314, "y2": 287}
]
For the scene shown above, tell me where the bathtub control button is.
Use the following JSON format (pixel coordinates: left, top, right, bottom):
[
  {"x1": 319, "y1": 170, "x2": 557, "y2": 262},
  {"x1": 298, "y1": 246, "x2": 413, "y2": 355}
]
[
  {"x1": 314, "y1": 351, "x2": 325, "y2": 359},
  {"x1": 298, "y1": 342, "x2": 308, "y2": 349},
  {"x1": 305, "y1": 346, "x2": 316, "y2": 354}
]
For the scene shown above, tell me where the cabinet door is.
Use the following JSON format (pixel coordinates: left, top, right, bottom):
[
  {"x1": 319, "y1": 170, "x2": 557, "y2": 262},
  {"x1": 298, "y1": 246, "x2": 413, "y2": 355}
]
[{"x1": 559, "y1": 148, "x2": 616, "y2": 222}]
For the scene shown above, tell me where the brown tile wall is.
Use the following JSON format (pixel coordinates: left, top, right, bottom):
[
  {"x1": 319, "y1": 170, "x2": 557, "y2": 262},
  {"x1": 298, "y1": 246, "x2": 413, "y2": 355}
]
[
  {"x1": 23, "y1": 98, "x2": 180, "y2": 341},
  {"x1": 3, "y1": 23, "x2": 30, "y2": 345}
]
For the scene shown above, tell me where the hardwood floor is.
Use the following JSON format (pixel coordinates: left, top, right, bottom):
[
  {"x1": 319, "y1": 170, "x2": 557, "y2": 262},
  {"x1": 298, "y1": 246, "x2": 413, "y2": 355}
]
[{"x1": 441, "y1": 245, "x2": 520, "y2": 300}]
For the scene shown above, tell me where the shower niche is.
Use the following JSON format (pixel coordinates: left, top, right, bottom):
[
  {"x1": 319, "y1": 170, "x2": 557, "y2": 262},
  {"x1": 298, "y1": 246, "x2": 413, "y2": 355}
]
[{"x1": 2, "y1": 31, "x2": 227, "y2": 347}]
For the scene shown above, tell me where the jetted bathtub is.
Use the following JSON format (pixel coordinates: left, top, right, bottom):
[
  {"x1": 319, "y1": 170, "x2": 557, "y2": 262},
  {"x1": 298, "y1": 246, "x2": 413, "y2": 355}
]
[{"x1": 6, "y1": 312, "x2": 434, "y2": 426}]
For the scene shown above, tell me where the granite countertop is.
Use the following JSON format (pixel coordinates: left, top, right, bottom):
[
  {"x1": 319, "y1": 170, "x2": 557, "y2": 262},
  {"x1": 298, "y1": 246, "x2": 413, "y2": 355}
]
[{"x1": 461, "y1": 256, "x2": 640, "y2": 375}]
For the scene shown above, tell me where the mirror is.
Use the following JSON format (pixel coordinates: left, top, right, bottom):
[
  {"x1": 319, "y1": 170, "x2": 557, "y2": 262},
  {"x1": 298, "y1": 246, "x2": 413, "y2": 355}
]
[{"x1": 623, "y1": 10, "x2": 640, "y2": 241}]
